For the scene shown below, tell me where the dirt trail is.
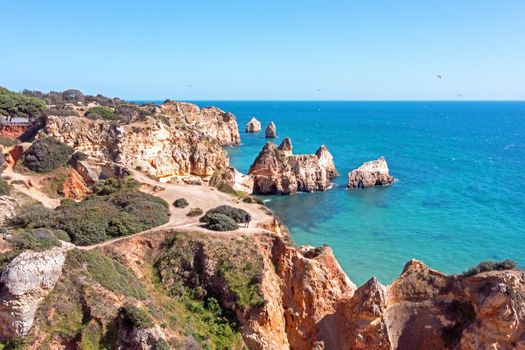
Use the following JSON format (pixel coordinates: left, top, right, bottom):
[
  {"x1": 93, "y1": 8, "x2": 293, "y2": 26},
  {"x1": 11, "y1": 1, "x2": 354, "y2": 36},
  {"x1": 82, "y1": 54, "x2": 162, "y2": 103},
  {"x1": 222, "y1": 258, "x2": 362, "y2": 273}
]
[{"x1": 2, "y1": 166, "x2": 60, "y2": 208}]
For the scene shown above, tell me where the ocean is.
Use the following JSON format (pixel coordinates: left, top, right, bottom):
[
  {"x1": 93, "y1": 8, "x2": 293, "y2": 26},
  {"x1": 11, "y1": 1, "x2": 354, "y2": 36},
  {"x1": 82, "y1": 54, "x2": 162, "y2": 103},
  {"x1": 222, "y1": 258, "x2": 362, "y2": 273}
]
[{"x1": 186, "y1": 101, "x2": 525, "y2": 286}]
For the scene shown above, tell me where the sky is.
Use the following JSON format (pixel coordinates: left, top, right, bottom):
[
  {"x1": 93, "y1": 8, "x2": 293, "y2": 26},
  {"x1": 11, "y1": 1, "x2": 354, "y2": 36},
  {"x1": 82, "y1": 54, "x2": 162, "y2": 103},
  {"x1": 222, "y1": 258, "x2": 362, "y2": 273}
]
[{"x1": 1, "y1": 1, "x2": 524, "y2": 100}]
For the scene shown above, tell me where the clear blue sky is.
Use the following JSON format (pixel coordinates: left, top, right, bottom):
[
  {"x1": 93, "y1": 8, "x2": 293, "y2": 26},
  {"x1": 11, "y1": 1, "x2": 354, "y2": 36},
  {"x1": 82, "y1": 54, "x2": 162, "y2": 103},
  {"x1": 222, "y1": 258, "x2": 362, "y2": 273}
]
[{"x1": 1, "y1": 1, "x2": 524, "y2": 100}]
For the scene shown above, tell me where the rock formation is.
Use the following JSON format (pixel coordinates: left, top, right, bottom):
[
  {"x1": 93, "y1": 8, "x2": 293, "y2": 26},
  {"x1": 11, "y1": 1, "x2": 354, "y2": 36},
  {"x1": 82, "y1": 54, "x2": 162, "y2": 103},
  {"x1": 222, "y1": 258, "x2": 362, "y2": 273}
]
[
  {"x1": 44, "y1": 99, "x2": 239, "y2": 181},
  {"x1": 60, "y1": 168, "x2": 91, "y2": 200},
  {"x1": 348, "y1": 156, "x2": 394, "y2": 189},
  {"x1": 0, "y1": 245, "x2": 70, "y2": 340},
  {"x1": 246, "y1": 117, "x2": 262, "y2": 133},
  {"x1": 0, "y1": 125, "x2": 28, "y2": 139},
  {"x1": 265, "y1": 121, "x2": 277, "y2": 138},
  {"x1": 248, "y1": 138, "x2": 338, "y2": 194}
]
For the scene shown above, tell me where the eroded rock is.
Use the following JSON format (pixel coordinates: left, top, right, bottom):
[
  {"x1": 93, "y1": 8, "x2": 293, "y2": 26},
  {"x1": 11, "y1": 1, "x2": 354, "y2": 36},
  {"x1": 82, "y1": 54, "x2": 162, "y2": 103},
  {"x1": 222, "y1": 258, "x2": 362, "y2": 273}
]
[
  {"x1": 347, "y1": 156, "x2": 394, "y2": 189},
  {"x1": 246, "y1": 117, "x2": 262, "y2": 133},
  {"x1": 265, "y1": 122, "x2": 277, "y2": 138}
]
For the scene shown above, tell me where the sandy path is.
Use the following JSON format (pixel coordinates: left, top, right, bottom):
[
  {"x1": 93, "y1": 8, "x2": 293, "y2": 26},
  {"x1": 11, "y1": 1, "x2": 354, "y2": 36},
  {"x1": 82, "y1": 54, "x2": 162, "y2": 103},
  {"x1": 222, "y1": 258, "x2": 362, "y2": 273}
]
[{"x1": 2, "y1": 166, "x2": 60, "y2": 208}]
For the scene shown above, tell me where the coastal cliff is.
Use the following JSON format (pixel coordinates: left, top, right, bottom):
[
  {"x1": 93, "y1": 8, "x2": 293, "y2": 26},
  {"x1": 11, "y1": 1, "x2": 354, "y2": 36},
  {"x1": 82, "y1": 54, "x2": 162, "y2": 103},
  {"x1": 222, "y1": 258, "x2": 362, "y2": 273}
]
[{"x1": 248, "y1": 138, "x2": 338, "y2": 194}]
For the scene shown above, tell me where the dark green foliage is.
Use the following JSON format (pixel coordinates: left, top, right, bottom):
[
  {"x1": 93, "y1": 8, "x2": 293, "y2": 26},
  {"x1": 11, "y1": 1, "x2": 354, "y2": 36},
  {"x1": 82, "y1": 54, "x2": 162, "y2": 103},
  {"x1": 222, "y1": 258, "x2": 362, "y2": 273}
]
[
  {"x1": 85, "y1": 106, "x2": 120, "y2": 121},
  {"x1": 201, "y1": 205, "x2": 250, "y2": 224},
  {"x1": 92, "y1": 177, "x2": 139, "y2": 195},
  {"x1": 463, "y1": 259, "x2": 517, "y2": 276},
  {"x1": 8, "y1": 191, "x2": 169, "y2": 246},
  {"x1": 21, "y1": 137, "x2": 73, "y2": 173},
  {"x1": 119, "y1": 304, "x2": 154, "y2": 329},
  {"x1": 0, "y1": 86, "x2": 45, "y2": 121},
  {"x1": 10, "y1": 229, "x2": 61, "y2": 252},
  {"x1": 67, "y1": 250, "x2": 147, "y2": 299},
  {"x1": 216, "y1": 183, "x2": 237, "y2": 196},
  {"x1": 0, "y1": 136, "x2": 17, "y2": 147},
  {"x1": 187, "y1": 208, "x2": 203, "y2": 217},
  {"x1": 173, "y1": 198, "x2": 189, "y2": 208},
  {"x1": 154, "y1": 338, "x2": 170, "y2": 350},
  {"x1": 204, "y1": 213, "x2": 238, "y2": 231},
  {"x1": 0, "y1": 177, "x2": 10, "y2": 195}
]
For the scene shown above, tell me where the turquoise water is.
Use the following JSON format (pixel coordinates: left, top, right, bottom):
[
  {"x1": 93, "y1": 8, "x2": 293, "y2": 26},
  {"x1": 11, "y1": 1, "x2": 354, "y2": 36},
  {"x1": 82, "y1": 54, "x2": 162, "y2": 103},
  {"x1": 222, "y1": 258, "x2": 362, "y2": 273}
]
[{"x1": 187, "y1": 101, "x2": 525, "y2": 286}]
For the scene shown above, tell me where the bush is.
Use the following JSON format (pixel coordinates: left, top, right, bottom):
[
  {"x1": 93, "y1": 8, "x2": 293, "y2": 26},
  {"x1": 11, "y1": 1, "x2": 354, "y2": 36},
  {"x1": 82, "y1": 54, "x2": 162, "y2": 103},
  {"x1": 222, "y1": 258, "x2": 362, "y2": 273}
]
[
  {"x1": 92, "y1": 177, "x2": 139, "y2": 195},
  {"x1": 204, "y1": 213, "x2": 238, "y2": 231},
  {"x1": 10, "y1": 229, "x2": 61, "y2": 252},
  {"x1": 187, "y1": 208, "x2": 203, "y2": 217},
  {"x1": 173, "y1": 198, "x2": 189, "y2": 208},
  {"x1": 201, "y1": 205, "x2": 250, "y2": 224},
  {"x1": 0, "y1": 177, "x2": 10, "y2": 195},
  {"x1": 8, "y1": 191, "x2": 169, "y2": 245},
  {"x1": 0, "y1": 86, "x2": 46, "y2": 121},
  {"x1": 464, "y1": 259, "x2": 517, "y2": 276},
  {"x1": 0, "y1": 136, "x2": 17, "y2": 147},
  {"x1": 22, "y1": 137, "x2": 73, "y2": 173},
  {"x1": 85, "y1": 106, "x2": 120, "y2": 121},
  {"x1": 119, "y1": 304, "x2": 154, "y2": 330}
]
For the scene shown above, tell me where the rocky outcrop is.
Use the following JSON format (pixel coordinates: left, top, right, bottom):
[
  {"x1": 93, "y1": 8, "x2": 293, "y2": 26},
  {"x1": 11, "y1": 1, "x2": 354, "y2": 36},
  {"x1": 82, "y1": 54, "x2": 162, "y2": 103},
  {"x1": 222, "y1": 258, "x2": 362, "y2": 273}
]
[
  {"x1": 0, "y1": 125, "x2": 28, "y2": 139},
  {"x1": 44, "y1": 112, "x2": 231, "y2": 181},
  {"x1": 265, "y1": 122, "x2": 276, "y2": 138},
  {"x1": 60, "y1": 168, "x2": 90, "y2": 199},
  {"x1": 159, "y1": 100, "x2": 240, "y2": 145},
  {"x1": 0, "y1": 196, "x2": 16, "y2": 225},
  {"x1": 246, "y1": 117, "x2": 262, "y2": 133},
  {"x1": 117, "y1": 323, "x2": 169, "y2": 350},
  {"x1": 0, "y1": 245, "x2": 69, "y2": 340},
  {"x1": 248, "y1": 138, "x2": 338, "y2": 194},
  {"x1": 348, "y1": 156, "x2": 394, "y2": 189}
]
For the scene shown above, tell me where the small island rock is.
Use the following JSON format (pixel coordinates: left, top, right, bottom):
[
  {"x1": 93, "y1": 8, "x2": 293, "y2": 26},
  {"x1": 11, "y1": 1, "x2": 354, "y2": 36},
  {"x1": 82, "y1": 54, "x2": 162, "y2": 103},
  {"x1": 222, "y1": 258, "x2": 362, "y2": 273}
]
[
  {"x1": 347, "y1": 156, "x2": 394, "y2": 189},
  {"x1": 245, "y1": 117, "x2": 261, "y2": 133},
  {"x1": 265, "y1": 121, "x2": 277, "y2": 138}
]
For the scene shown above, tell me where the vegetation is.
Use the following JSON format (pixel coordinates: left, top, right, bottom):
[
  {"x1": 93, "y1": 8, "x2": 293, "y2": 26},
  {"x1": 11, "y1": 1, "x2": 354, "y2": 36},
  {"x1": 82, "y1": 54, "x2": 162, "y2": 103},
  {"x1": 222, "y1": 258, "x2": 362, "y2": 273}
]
[
  {"x1": 0, "y1": 86, "x2": 46, "y2": 121},
  {"x1": 0, "y1": 136, "x2": 17, "y2": 147},
  {"x1": 203, "y1": 213, "x2": 238, "y2": 231},
  {"x1": 8, "y1": 191, "x2": 169, "y2": 245},
  {"x1": 67, "y1": 250, "x2": 147, "y2": 299},
  {"x1": 463, "y1": 259, "x2": 517, "y2": 276},
  {"x1": 85, "y1": 106, "x2": 120, "y2": 121},
  {"x1": 119, "y1": 304, "x2": 154, "y2": 329},
  {"x1": 201, "y1": 205, "x2": 250, "y2": 224},
  {"x1": 92, "y1": 176, "x2": 139, "y2": 195},
  {"x1": 187, "y1": 207, "x2": 203, "y2": 217},
  {"x1": 0, "y1": 176, "x2": 11, "y2": 195},
  {"x1": 173, "y1": 198, "x2": 189, "y2": 208},
  {"x1": 10, "y1": 229, "x2": 61, "y2": 252},
  {"x1": 21, "y1": 137, "x2": 73, "y2": 173}
]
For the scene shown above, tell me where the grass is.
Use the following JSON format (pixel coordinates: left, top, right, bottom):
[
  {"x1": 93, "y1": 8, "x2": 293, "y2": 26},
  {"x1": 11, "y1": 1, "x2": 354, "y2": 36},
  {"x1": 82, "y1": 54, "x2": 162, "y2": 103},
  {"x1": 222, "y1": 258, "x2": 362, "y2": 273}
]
[
  {"x1": 0, "y1": 136, "x2": 18, "y2": 147},
  {"x1": 0, "y1": 176, "x2": 11, "y2": 195},
  {"x1": 40, "y1": 167, "x2": 69, "y2": 198},
  {"x1": 68, "y1": 250, "x2": 148, "y2": 300},
  {"x1": 186, "y1": 207, "x2": 203, "y2": 217}
]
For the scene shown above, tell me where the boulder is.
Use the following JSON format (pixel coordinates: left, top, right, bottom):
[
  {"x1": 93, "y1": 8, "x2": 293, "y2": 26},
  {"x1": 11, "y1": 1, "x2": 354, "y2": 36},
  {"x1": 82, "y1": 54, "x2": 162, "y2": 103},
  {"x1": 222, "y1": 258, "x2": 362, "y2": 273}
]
[
  {"x1": 265, "y1": 122, "x2": 277, "y2": 138},
  {"x1": 347, "y1": 156, "x2": 394, "y2": 189},
  {"x1": 248, "y1": 138, "x2": 337, "y2": 194},
  {"x1": 246, "y1": 117, "x2": 262, "y2": 133}
]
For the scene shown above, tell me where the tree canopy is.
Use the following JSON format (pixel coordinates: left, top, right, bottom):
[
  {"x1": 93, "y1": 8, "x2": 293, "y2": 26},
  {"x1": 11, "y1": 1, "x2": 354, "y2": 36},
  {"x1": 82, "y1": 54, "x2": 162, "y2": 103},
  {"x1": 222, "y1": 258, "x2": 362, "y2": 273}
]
[{"x1": 0, "y1": 87, "x2": 46, "y2": 121}]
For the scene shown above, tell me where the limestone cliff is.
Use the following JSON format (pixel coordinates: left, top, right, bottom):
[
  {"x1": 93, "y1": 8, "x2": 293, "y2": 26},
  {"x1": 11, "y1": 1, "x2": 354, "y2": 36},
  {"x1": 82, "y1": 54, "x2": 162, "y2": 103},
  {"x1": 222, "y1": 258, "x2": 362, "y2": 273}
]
[
  {"x1": 246, "y1": 117, "x2": 262, "y2": 133},
  {"x1": 248, "y1": 138, "x2": 338, "y2": 194},
  {"x1": 44, "y1": 99, "x2": 239, "y2": 181},
  {"x1": 348, "y1": 156, "x2": 394, "y2": 189}
]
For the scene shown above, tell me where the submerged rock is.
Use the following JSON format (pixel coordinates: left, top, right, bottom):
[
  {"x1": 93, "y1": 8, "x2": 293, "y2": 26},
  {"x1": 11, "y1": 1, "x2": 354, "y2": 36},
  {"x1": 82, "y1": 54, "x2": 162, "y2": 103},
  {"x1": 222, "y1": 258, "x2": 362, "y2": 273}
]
[
  {"x1": 265, "y1": 121, "x2": 277, "y2": 138},
  {"x1": 347, "y1": 156, "x2": 394, "y2": 189},
  {"x1": 248, "y1": 138, "x2": 338, "y2": 194},
  {"x1": 246, "y1": 117, "x2": 262, "y2": 133}
]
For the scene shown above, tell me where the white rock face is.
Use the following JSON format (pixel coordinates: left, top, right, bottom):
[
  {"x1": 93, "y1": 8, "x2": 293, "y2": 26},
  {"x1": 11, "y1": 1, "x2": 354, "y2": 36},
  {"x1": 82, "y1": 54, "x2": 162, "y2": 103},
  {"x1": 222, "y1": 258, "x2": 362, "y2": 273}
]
[
  {"x1": 0, "y1": 245, "x2": 69, "y2": 339},
  {"x1": 245, "y1": 117, "x2": 262, "y2": 133},
  {"x1": 347, "y1": 156, "x2": 394, "y2": 189}
]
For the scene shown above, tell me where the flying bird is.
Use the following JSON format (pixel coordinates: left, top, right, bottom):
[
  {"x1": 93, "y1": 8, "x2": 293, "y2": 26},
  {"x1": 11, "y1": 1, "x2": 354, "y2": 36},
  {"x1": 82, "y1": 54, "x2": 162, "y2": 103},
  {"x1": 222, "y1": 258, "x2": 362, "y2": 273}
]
[
  {"x1": 457, "y1": 93, "x2": 464, "y2": 98},
  {"x1": 187, "y1": 84, "x2": 192, "y2": 88},
  {"x1": 436, "y1": 75, "x2": 443, "y2": 79}
]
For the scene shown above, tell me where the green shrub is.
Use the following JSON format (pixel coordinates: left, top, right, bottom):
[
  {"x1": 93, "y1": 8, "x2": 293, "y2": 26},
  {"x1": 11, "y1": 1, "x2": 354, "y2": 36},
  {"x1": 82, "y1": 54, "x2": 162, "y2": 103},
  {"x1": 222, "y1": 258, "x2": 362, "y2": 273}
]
[
  {"x1": 22, "y1": 137, "x2": 73, "y2": 173},
  {"x1": 119, "y1": 304, "x2": 154, "y2": 329},
  {"x1": 154, "y1": 338, "x2": 170, "y2": 350},
  {"x1": 463, "y1": 259, "x2": 517, "y2": 276},
  {"x1": 92, "y1": 176, "x2": 139, "y2": 195},
  {"x1": 216, "y1": 183, "x2": 237, "y2": 196},
  {"x1": 173, "y1": 198, "x2": 189, "y2": 208},
  {"x1": 85, "y1": 106, "x2": 120, "y2": 121},
  {"x1": 0, "y1": 177, "x2": 11, "y2": 195},
  {"x1": 68, "y1": 250, "x2": 147, "y2": 299},
  {"x1": 0, "y1": 136, "x2": 17, "y2": 147},
  {"x1": 10, "y1": 229, "x2": 61, "y2": 252},
  {"x1": 8, "y1": 191, "x2": 169, "y2": 246},
  {"x1": 201, "y1": 205, "x2": 250, "y2": 224},
  {"x1": 187, "y1": 208, "x2": 203, "y2": 217},
  {"x1": 0, "y1": 86, "x2": 45, "y2": 121},
  {"x1": 204, "y1": 213, "x2": 238, "y2": 231}
]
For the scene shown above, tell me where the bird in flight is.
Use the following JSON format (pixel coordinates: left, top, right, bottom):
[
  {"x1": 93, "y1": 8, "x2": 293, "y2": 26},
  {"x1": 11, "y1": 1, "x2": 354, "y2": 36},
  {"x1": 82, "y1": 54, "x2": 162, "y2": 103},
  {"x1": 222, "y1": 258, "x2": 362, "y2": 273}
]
[
  {"x1": 457, "y1": 93, "x2": 464, "y2": 98},
  {"x1": 187, "y1": 84, "x2": 192, "y2": 88},
  {"x1": 436, "y1": 75, "x2": 443, "y2": 79}
]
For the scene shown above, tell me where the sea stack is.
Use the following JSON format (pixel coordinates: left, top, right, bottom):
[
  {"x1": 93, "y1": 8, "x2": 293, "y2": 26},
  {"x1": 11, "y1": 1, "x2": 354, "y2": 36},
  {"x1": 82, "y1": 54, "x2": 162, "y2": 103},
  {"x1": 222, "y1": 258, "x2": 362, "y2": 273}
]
[
  {"x1": 347, "y1": 156, "x2": 394, "y2": 189},
  {"x1": 265, "y1": 121, "x2": 277, "y2": 138},
  {"x1": 248, "y1": 137, "x2": 337, "y2": 194},
  {"x1": 245, "y1": 117, "x2": 261, "y2": 133}
]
